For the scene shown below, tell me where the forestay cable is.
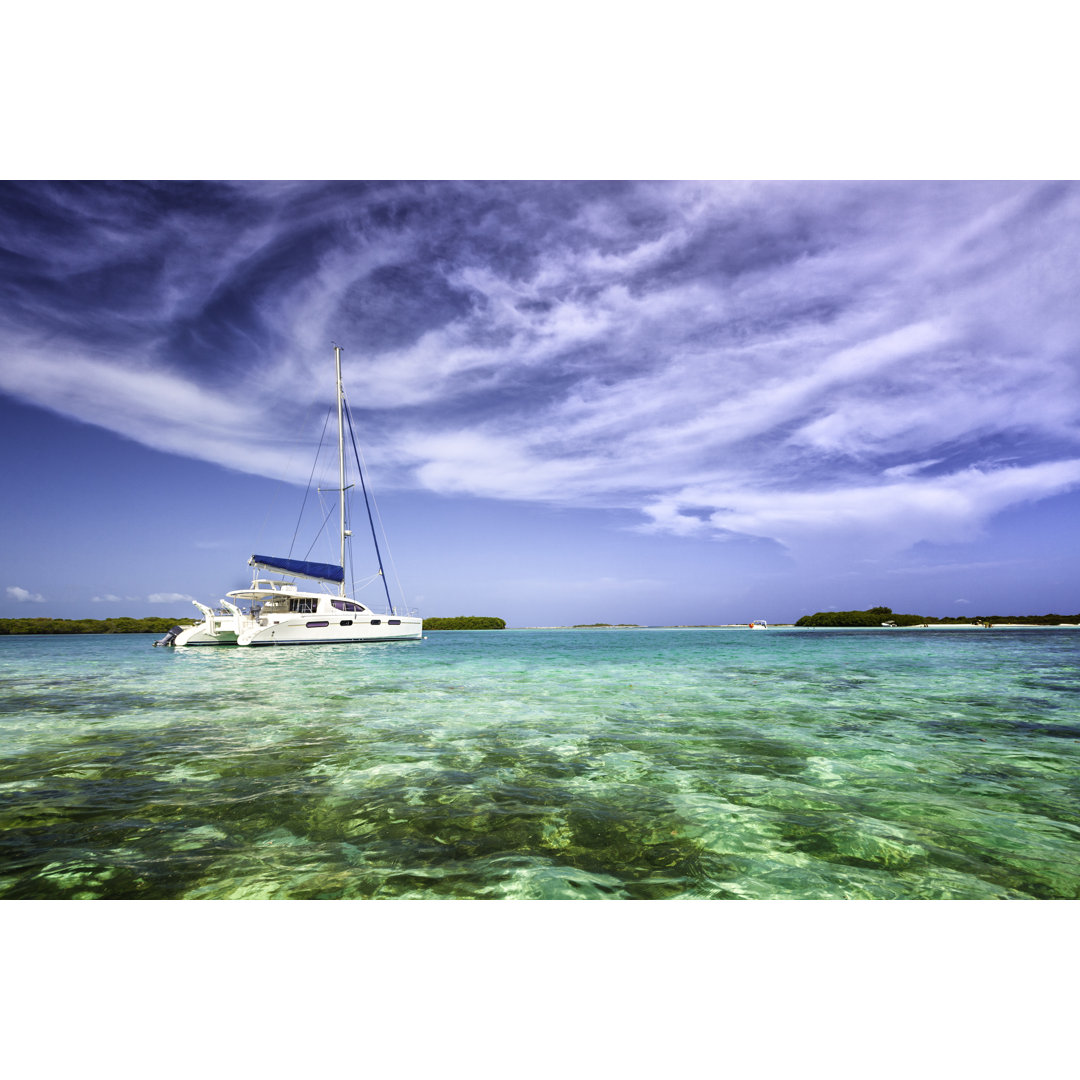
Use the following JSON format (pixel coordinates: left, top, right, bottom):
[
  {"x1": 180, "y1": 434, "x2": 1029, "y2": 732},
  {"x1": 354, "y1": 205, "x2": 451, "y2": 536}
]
[{"x1": 342, "y1": 396, "x2": 395, "y2": 613}]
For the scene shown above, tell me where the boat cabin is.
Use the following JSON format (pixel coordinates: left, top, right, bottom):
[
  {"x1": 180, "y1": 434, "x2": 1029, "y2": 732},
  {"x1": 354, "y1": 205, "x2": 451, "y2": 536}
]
[
  {"x1": 258, "y1": 595, "x2": 368, "y2": 616},
  {"x1": 224, "y1": 580, "x2": 369, "y2": 618}
]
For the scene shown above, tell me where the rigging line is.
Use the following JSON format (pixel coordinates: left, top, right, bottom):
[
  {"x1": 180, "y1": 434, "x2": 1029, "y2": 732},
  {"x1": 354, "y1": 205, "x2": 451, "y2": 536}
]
[
  {"x1": 255, "y1": 393, "x2": 323, "y2": 551},
  {"x1": 289, "y1": 406, "x2": 334, "y2": 558},
  {"x1": 302, "y1": 502, "x2": 338, "y2": 563},
  {"x1": 343, "y1": 396, "x2": 395, "y2": 613},
  {"x1": 312, "y1": 484, "x2": 341, "y2": 570},
  {"x1": 347, "y1": 539, "x2": 381, "y2": 599},
  {"x1": 362, "y1": 454, "x2": 410, "y2": 614}
]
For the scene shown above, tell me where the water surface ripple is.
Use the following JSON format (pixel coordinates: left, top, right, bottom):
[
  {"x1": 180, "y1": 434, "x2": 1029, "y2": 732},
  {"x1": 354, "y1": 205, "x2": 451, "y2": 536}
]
[{"x1": 2, "y1": 628, "x2": 1078, "y2": 899}]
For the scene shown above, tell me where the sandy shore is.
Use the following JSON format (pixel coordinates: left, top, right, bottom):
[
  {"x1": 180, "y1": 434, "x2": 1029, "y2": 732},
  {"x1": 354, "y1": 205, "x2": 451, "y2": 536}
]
[
  {"x1": 884, "y1": 622, "x2": 1080, "y2": 630},
  {"x1": 513, "y1": 622, "x2": 1080, "y2": 630}
]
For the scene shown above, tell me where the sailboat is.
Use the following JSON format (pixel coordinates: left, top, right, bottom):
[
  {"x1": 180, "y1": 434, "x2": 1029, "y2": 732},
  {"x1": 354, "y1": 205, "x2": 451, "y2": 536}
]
[{"x1": 157, "y1": 346, "x2": 423, "y2": 647}]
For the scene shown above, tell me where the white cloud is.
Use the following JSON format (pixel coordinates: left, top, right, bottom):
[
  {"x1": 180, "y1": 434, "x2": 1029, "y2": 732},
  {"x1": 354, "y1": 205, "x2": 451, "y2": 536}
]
[
  {"x1": 882, "y1": 460, "x2": 945, "y2": 479},
  {"x1": 0, "y1": 340, "x2": 336, "y2": 487},
  {"x1": 411, "y1": 431, "x2": 597, "y2": 500},
  {"x1": 639, "y1": 460, "x2": 1080, "y2": 557},
  {"x1": 7, "y1": 585, "x2": 46, "y2": 603},
  {"x1": 147, "y1": 592, "x2": 195, "y2": 604},
  {"x1": 887, "y1": 560, "x2": 1019, "y2": 577}
]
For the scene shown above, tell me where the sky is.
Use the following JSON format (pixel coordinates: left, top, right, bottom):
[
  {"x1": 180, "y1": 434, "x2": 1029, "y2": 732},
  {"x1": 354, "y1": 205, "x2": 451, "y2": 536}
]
[{"x1": 2, "y1": 179, "x2": 1080, "y2": 626}]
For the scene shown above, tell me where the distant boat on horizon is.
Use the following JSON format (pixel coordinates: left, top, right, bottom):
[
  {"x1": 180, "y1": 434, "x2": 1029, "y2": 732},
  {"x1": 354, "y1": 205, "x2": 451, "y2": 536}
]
[
  {"x1": 156, "y1": 346, "x2": 422, "y2": 648},
  {"x1": 749, "y1": 620, "x2": 768, "y2": 629}
]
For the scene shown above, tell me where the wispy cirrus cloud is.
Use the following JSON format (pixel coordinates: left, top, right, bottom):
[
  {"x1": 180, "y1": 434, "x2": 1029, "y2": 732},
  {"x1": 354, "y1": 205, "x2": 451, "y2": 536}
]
[
  {"x1": 2, "y1": 180, "x2": 1080, "y2": 567},
  {"x1": 639, "y1": 460, "x2": 1080, "y2": 558}
]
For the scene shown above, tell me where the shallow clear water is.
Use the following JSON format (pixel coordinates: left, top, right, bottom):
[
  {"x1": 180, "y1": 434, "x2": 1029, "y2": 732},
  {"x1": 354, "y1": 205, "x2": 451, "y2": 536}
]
[{"x1": 1, "y1": 628, "x2": 1078, "y2": 899}]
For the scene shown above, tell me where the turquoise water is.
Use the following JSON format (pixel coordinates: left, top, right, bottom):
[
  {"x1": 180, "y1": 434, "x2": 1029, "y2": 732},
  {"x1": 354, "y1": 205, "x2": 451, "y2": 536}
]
[{"x1": 1, "y1": 628, "x2": 1078, "y2": 899}]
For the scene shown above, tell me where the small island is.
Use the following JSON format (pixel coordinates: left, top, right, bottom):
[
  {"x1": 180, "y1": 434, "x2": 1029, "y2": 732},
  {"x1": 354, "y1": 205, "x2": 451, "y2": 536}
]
[
  {"x1": 0, "y1": 617, "x2": 197, "y2": 635},
  {"x1": 422, "y1": 616, "x2": 506, "y2": 630},
  {"x1": 794, "y1": 606, "x2": 1080, "y2": 627}
]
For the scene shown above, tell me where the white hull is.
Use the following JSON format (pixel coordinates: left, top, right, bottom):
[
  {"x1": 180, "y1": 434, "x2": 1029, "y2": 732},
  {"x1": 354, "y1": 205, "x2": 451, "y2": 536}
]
[
  {"x1": 174, "y1": 597, "x2": 421, "y2": 647},
  {"x1": 243, "y1": 622, "x2": 421, "y2": 645}
]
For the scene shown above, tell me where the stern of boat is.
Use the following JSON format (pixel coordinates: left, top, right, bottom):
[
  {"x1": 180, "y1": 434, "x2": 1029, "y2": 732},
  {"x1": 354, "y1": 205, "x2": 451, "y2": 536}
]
[{"x1": 170, "y1": 601, "x2": 242, "y2": 646}]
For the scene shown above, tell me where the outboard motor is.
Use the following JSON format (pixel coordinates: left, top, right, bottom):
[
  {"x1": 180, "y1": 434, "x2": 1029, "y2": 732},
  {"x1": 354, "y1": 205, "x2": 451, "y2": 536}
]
[{"x1": 153, "y1": 625, "x2": 185, "y2": 648}]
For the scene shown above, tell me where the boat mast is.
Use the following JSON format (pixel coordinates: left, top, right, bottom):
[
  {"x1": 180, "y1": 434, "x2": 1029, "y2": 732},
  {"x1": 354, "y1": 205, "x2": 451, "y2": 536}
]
[{"x1": 335, "y1": 344, "x2": 347, "y2": 598}]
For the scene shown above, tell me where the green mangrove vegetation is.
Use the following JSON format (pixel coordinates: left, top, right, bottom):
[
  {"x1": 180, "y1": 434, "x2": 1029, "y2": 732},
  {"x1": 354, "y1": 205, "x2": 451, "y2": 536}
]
[
  {"x1": 422, "y1": 616, "x2": 506, "y2": 630},
  {"x1": 0, "y1": 617, "x2": 196, "y2": 636},
  {"x1": 795, "y1": 606, "x2": 1080, "y2": 627}
]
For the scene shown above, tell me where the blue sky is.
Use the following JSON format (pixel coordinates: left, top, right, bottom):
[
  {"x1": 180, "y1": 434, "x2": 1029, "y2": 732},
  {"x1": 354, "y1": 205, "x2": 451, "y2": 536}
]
[{"x1": 3, "y1": 180, "x2": 1080, "y2": 625}]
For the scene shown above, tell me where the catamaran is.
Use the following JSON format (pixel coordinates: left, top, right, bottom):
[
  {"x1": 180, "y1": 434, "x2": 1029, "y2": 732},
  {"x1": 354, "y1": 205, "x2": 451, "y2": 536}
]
[{"x1": 156, "y1": 346, "x2": 422, "y2": 647}]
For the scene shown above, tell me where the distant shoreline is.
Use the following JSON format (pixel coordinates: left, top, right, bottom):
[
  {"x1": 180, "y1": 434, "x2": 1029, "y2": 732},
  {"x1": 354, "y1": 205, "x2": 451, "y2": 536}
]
[
  {"x1": 5, "y1": 619, "x2": 1079, "y2": 637},
  {"x1": 509, "y1": 623, "x2": 1080, "y2": 631}
]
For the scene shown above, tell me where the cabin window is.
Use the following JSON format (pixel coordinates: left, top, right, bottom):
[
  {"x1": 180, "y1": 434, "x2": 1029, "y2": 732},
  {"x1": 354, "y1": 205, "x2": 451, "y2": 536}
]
[
  {"x1": 389, "y1": 619, "x2": 401, "y2": 625},
  {"x1": 289, "y1": 598, "x2": 318, "y2": 614},
  {"x1": 340, "y1": 620, "x2": 353, "y2": 627},
  {"x1": 306, "y1": 621, "x2": 329, "y2": 628},
  {"x1": 332, "y1": 600, "x2": 365, "y2": 612},
  {"x1": 370, "y1": 619, "x2": 381, "y2": 625}
]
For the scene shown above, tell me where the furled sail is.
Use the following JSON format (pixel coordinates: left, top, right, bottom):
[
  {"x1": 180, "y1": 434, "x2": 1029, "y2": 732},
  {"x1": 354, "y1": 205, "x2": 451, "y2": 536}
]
[{"x1": 248, "y1": 554, "x2": 345, "y2": 584}]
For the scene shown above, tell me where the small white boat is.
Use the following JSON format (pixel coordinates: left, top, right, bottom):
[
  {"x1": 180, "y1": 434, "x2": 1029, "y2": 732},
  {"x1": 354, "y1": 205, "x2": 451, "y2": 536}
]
[
  {"x1": 157, "y1": 346, "x2": 422, "y2": 648},
  {"x1": 749, "y1": 620, "x2": 768, "y2": 630}
]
